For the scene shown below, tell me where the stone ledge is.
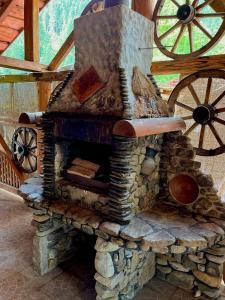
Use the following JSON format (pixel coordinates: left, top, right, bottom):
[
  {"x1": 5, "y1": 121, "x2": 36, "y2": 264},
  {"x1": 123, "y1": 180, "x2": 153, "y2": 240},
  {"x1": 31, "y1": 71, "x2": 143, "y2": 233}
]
[{"x1": 19, "y1": 179, "x2": 225, "y2": 255}]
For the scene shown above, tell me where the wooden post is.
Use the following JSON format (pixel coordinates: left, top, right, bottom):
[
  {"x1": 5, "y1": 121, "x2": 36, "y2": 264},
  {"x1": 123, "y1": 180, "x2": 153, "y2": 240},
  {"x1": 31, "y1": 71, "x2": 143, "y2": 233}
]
[
  {"x1": 24, "y1": 0, "x2": 40, "y2": 62},
  {"x1": 132, "y1": 0, "x2": 156, "y2": 20},
  {"x1": 38, "y1": 81, "x2": 52, "y2": 111}
]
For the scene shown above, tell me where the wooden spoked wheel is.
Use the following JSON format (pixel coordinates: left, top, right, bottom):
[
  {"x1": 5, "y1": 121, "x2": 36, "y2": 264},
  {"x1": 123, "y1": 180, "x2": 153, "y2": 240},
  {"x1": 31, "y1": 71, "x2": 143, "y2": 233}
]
[
  {"x1": 11, "y1": 127, "x2": 38, "y2": 173},
  {"x1": 168, "y1": 69, "x2": 225, "y2": 156},
  {"x1": 153, "y1": 0, "x2": 225, "y2": 59},
  {"x1": 82, "y1": 0, "x2": 104, "y2": 15}
]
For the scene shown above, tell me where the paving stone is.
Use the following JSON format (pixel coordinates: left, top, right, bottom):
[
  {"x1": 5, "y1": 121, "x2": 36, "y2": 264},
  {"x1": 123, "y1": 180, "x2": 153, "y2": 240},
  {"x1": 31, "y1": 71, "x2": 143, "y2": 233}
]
[
  {"x1": 198, "y1": 223, "x2": 224, "y2": 235},
  {"x1": 190, "y1": 225, "x2": 217, "y2": 245},
  {"x1": 100, "y1": 222, "x2": 121, "y2": 236},
  {"x1": 169, "y1": 229, "x2": 207, "y2": 248},
  {"x1": 193, "y1": 270, "x2": 221, "y2": 288},
  {"x1": 143, "y1": 230, "x2": 175, "y2": 248},
  {"x1": 120, "y1": 218, "x2": 153, "y2": 241}
]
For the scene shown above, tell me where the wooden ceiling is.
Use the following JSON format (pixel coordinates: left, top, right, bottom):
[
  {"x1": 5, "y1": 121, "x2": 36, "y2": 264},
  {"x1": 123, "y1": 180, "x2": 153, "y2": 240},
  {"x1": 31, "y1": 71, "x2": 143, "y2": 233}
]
[{"x1": 0, "y1": 0, "x2": 49, "y2": 54}]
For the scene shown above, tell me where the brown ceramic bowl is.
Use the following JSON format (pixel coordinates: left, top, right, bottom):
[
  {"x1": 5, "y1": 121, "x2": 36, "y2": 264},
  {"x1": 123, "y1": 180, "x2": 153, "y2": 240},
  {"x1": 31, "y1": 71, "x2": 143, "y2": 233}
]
[{"x1": 169, "y1": 174, "x2": 199, "y2": 205}]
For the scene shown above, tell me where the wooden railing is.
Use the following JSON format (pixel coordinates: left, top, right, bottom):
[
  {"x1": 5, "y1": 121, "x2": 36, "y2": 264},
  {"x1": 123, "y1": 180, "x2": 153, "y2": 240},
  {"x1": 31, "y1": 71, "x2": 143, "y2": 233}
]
[
  {"x1": 0, "y1": 132, "x2": 24, "y2": 193},
  {"x1": 0, "y1": 150, "x2": 23, "y2": 191}
]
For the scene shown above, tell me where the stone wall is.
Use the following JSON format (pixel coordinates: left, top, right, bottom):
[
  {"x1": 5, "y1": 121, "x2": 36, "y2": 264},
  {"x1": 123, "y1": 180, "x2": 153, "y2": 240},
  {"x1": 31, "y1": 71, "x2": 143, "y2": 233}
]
[
  {"x1": 95, "y1": 237, "x2": 155, "y2": 300},
  {"x1": 159, "y1": 131, "x2": 225, "y2": 220},
  {"x1": 109, "y1": 135, "x2": 163, "y2": 223},
  {"x1": 156, "y1": 247, "x2": 225, "y2": 298},
  {"x1": 32, "y1": 207, "x2": 79, "y2": 275}
]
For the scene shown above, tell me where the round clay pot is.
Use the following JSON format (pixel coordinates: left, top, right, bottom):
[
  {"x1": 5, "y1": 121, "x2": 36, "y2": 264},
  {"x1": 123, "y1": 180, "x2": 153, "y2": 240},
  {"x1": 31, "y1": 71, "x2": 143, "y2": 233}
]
[
  {"x1": 169, "y1": 174, "x2": 199, "y2": 205},
  {"x1": 104, "y1": 0, "x2": 130, "y2": 8}
]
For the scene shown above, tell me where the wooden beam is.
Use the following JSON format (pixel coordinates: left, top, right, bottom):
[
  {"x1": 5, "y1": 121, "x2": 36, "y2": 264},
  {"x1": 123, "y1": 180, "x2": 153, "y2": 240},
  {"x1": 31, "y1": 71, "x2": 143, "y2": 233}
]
[
  {"x1": 0, "y1": 0, "x2": 18, "y2": 23},
  {"x1": 0, "y1": 70, "x2": 72, "y2": 83},
  {"x1": 38, "y1": 81, "x2": 52, "y2": 110},
  {"x1": 210, "y1": 0, "x2": 225, "y2": 12},
  {"x1": 48, "y1": 31, "x2": 74, "y2": 71},
  {"x1": 0, "y1": 55, "x2": 47, "y2": 71},
  {"x1": 24, "y1": 0, "x2": 40, "y2": 62},
  {"x1": 132, "y1": 0, "x2": 156, "y2": 20},
  {"x1": 151, "y1": 54, "x2": 225, "y2": 75}
]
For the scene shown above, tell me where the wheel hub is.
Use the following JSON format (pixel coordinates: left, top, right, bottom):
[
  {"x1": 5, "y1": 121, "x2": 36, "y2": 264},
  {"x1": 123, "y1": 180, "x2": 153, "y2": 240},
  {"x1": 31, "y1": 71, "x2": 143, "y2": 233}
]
[
  {"x1": 177, "y1": 4, "x2": 195, "y2": 24},
  {"x1": 193, "y1": 105, "x2": 215, "y2": 125},
  {"x1": 18, "y1": 144, "x2": 29, "y2": 157}
]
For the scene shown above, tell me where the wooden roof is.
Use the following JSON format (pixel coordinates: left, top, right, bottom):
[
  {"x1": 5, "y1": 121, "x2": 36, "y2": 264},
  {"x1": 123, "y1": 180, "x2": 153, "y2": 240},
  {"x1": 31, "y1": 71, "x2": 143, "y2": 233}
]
[{"x1": 0, "y1": 0, "x2": 49, "y2": 54}]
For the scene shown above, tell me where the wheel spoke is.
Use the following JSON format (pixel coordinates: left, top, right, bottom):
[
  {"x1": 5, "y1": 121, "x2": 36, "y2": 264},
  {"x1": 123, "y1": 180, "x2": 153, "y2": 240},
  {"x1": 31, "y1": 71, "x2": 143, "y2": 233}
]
[
  {"x1": 209, "y1": 123, "x2": 224, "y2": 146},
  {"x1": 171, "y1": 0, "x2": 180, "y2": 8},
  {"x1": 171, "y1": 25, "x2": 186, "y2": 53},
  {"x1": 176, "y1": 101, "x2": 194, "y2": 112},
  {"x1": 188, "y1": 84, "x2": 201, "y2": 105},
  {"x1": 184, "y1": 122, "x2": 198, "y2": 136},
  {"x1": 27, "y1": 155, "x2": 35, "y2": 172},
  {"x1": 215, "y1": 108, "x2": 225, "y2": 113},
  {"x1": 196, "y1": 0, "x2": 215, "y2": 11},
  {"x1": 183, "y1": 115, "x2": 193, "y2": 120},
  {"x1": 157, "y1": 15, "x2": 178, "y2": 19},
  {"x1": 19, "y1": 131, "x2": 25, "y2": 144},
  {"x1": 214, "y1": 117, "x2": 225, "y2": 126},
  {"x1": 30, "y1": 152, "x2": 37, "y2": 159},
  {"x1": 193, "y1": 19, "x2": 213, "y2": 40},
  {"x1": 30, "y1": 146, "x2": 37, "y2": 152},
  {"x1": 205, "y1": 77, "x2": 212, "y2": 104},
  {"x1": 28, "y1": 135, "x2": 35, "y2": 147},
  {"x1": 192, "y1": 0, "x2": 200, "y2": 7},
  {"x1": 198, "y1": 125, "x2": 205, "y2": 149},
  {"x1": 196, "y1": 12, "x2": 225, "y2": 18},
  {"x1": 24, "y1": 128, "x2": 27, "y2": 145},
  {"x1": 188, "y1": 24, "x2": 194, "y2": 52},
  {"x1": 211, "y1": 90, "x2": 225, "y2": 106},
  {"x1": 159, "y1": 21, "x2": 182, "y2": 41}
]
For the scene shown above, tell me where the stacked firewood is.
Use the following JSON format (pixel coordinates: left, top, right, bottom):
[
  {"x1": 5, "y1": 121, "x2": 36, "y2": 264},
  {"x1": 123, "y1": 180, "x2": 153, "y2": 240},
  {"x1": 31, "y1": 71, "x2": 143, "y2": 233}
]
[{"x1": 67, "y1": 158, "x2": 100, "y2": 179}]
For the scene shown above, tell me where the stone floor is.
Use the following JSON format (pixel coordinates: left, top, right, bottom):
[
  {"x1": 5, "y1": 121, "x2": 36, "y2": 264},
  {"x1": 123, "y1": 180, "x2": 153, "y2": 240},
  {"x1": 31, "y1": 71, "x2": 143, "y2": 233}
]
[{"x1": 0, "y1": 188, "x2": 225, "y2": 300}]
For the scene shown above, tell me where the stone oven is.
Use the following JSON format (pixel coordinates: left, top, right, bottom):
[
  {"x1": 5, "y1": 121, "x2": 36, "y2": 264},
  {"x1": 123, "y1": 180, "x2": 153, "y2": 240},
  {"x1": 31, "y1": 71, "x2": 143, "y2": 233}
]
[
  {"x1": 40, "y1": 4, "x2": 184, "y2": 224},
  {"x1": 20, "y1": 3, "x2": 225, "y2": 300}
]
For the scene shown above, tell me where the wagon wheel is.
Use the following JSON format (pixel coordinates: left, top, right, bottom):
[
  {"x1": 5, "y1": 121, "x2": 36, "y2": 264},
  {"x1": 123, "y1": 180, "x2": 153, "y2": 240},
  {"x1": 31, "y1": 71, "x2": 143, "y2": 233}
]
[
  {"x1": 81, "y1": 0, "x2": 104, "y2": 15},
  {"x1": 11, "y1": 127, "x2": 38, "y2": 173},
  {"x1": 153, "y1": 0, "x2": 225, "y2": 59},
  {"x1": 168, "y1": 69, "x2": 225, "y2": 156}
]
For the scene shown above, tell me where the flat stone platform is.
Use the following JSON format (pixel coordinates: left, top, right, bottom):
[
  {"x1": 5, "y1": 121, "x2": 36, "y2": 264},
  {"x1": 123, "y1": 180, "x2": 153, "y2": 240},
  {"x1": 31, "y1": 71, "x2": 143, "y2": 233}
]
[
  {"x1": 20, "y1": 177, "x2": 225, "y2": 255},
  {"x1": 2, "y1": 186, "x2": 222, "y2": 300}
]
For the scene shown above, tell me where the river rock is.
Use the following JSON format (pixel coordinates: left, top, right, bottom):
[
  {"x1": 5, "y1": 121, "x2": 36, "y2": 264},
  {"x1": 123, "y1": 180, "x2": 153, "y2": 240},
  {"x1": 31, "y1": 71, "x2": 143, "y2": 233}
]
[
  {"x1": 95, "y1": 238, "x2": 120, "y2": 253},
  {"x1": 95, "y1": 252, "x2": 115, "y2": 278}
]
